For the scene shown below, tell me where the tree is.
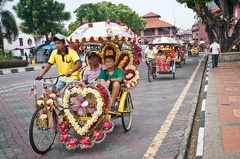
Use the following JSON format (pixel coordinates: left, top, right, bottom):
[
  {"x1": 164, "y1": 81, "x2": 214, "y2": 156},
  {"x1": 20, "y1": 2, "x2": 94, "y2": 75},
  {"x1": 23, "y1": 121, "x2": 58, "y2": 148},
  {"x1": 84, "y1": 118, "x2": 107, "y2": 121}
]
[
  {"x1": 13, "y1": 0, "x2": 71, "y2": 55},
  {"x1": 67, "y1": 1, "x2": 146, "y2": 36},
  {"x1": 0, "y1": 0, "x2": 19, "y2": 56},
  {"x1": 176, "y1": 0, "x2": 240, "y2": 52}
]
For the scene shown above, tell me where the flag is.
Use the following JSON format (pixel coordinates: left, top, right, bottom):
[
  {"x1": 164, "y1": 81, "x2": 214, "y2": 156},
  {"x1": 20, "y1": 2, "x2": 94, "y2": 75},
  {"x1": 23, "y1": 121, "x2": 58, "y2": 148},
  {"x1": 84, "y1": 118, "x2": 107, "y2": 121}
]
[
  {"x1": 28, "y1": 86, "x2": 37, "y2": 97},
  {"x1": 43, "y1": 86, "x2": 52, "y2": 94}
]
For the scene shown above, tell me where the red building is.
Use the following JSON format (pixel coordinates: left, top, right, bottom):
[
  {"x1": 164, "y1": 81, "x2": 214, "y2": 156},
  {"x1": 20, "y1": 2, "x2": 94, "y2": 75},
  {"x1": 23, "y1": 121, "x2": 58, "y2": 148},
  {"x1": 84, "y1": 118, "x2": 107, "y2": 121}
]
[
  {"x1": 137, "y1": 12, "x2": 177, "y2": 44},
  {"x1": 191, "y1": 22, "x2": 209, "y2": 44}
]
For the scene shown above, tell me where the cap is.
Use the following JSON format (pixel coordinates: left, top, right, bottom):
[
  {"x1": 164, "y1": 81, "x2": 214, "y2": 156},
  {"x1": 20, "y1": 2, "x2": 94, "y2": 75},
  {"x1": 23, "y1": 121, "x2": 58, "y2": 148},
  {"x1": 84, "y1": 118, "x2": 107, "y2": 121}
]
[
  {"x1": 87, "y1": 52, "x2": 98, "y2": 58},
  {"x1": 53, "y1": 34, "x2": 66, "y2": 41}
]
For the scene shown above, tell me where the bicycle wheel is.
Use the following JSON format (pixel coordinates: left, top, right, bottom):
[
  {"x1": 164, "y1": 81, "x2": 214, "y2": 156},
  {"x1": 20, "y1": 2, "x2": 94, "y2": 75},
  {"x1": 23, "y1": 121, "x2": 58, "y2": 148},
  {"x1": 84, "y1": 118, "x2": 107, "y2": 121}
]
[
  {"x1": 121, "y1": 92, "x2": 133, "y2": 132},
  {"x1": 148, "y1": 66, "x2": 153, "y2": 82},
  {"x1": 29, "y1": 105, "x2": 57, "y2": 154}
]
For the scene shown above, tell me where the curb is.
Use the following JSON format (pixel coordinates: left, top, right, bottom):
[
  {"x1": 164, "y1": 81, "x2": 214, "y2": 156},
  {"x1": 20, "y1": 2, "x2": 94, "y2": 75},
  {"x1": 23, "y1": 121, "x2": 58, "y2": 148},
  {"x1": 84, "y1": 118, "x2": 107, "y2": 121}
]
[
  {"x1": 0, "y1": 65, "x2": 45, "y2": 75},
  {"x1": 177, "y1": 55, "x2": 208, "y2": 159},
  {"x1": 195, "y1": 61, "x2": 209, "y2": 159}
]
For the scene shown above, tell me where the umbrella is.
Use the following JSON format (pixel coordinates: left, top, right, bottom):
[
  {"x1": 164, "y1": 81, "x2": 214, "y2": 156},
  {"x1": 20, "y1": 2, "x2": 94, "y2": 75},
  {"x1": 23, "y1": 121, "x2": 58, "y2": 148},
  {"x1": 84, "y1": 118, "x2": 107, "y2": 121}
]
[
  {"x1": 42, "y1": 42, "x2": 55, "y2": 49},
  {"x1": 189, "y1": 40, "x2": 195, "y2": 44},
  {"x1": 67, "y1": 21, "x2": 137, "y2": 44},
  {"x1": 152, "y1": 37, "x2": 178, "y2": 45},
  {"x1": 196, "y1": 41, "x2": 206, "y2": 45}
]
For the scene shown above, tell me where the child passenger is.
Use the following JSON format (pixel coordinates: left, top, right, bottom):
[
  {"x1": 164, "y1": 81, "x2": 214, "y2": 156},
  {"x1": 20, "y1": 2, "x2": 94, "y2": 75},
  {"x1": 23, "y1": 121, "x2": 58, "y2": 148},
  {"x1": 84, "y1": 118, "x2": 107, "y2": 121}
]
[{"x1": 97, "y1": 55, "x2": 123, "y2": 111}]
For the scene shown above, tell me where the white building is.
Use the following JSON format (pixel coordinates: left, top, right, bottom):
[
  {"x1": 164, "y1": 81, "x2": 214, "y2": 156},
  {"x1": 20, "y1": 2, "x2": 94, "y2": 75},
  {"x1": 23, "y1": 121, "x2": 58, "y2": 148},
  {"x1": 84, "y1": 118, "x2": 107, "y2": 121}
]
[{"x1": 4, "y1": 30, "x2": 44, "y2": 57}]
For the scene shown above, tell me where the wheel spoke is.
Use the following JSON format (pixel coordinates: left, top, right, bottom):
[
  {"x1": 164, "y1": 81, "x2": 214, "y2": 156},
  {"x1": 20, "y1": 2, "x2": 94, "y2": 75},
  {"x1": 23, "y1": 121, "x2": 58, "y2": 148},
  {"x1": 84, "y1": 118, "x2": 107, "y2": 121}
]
[{"x1": 29, "y1": 105, "x2": 57, "y2": 154}]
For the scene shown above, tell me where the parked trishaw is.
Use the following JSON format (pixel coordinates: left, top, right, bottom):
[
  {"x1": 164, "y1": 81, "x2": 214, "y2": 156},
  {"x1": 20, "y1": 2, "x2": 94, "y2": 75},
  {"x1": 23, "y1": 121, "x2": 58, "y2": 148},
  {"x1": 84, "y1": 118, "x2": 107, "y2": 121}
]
[
  {"x1": 28, "y1": 20, "x2": 142, "y2": 154},
  {"x1": 188, "y1": 42, "x2": 199, "y2": 56}
]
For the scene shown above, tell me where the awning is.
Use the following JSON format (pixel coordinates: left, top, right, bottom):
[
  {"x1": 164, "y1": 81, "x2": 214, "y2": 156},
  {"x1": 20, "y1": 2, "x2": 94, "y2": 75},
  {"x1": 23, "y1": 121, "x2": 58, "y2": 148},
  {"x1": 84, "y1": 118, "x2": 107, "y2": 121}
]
[{"x1": 13, "y1": 46, "x2": 34, "y2": 50}]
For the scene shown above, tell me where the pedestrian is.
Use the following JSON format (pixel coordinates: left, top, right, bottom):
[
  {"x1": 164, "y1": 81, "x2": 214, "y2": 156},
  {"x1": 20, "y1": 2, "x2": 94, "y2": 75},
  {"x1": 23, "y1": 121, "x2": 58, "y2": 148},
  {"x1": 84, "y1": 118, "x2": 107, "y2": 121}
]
[
  {"x1": 25, "y1": 52, "x2": 28, "y2": 62},
  {"x1": 210, "y1": 40, "x2": 221, "y2": 68},
  {"x1": 35, "y1": 33, "x2": 82, "y2": 90}
]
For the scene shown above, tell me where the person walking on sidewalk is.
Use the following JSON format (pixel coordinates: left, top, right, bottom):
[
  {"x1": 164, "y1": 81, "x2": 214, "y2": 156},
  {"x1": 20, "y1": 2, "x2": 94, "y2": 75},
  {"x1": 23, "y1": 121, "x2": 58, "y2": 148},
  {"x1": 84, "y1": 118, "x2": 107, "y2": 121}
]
[
  {"x1": 210, "y1": 40, "x2": 221, "y2": 68},
  {"x1": 35, "y1": 34, "x2": 82, "y2": 90}
]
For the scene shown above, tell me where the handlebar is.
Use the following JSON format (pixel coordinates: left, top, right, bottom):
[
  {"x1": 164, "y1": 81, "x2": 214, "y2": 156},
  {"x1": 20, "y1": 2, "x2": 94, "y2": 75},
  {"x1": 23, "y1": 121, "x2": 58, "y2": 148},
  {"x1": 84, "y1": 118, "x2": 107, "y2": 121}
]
[{"x1": 36, "y1": 74, "x2": 65, "y2": 86}]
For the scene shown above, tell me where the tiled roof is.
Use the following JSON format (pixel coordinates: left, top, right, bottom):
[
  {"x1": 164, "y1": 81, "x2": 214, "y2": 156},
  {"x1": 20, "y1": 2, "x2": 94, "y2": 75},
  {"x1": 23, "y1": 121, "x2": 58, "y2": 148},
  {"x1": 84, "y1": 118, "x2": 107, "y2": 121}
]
[
  {"x1": 142, "y1": 12, "x2": 161, "y2": 18},
  {"x1": 142, "y1": 12, "x2": 174, "y2": 28},
  {"x1": 145, "y1": 19, "x2": 174, "y2": 28}
]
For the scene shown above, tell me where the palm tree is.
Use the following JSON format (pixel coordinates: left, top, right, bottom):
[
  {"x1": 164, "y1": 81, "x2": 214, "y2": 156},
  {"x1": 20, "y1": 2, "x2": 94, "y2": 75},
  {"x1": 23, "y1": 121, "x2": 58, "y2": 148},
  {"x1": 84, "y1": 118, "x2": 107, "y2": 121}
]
[{"x1": 0, "y1": 0, "x2": 19, "y2": 56}]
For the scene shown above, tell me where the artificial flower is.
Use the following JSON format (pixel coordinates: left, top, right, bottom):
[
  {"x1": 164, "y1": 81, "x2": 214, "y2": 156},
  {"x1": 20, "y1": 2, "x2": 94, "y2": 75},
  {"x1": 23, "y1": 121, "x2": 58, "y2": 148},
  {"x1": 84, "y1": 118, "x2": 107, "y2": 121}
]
[
  {"x1": 102, "y1": 119, "x2": 112, "y2": 131},
  {"x1": 80, "y1": 136, "x2": 91, "y2": 147},
  {"x1": 58, "y1": 121, "x2": 68, "y2": 131},
  {"x1": 93, "y1": 130, "x2": 103, "y2": 140},
  {"x1": 40, "y1": 114, "x2": 47, "y2": 120},
  {"x1": 67, "y1": 138, "x2": 78, "y2": 148},
  {"x1": 59, "y1": 132, "x2": 70, "y2": 142}
]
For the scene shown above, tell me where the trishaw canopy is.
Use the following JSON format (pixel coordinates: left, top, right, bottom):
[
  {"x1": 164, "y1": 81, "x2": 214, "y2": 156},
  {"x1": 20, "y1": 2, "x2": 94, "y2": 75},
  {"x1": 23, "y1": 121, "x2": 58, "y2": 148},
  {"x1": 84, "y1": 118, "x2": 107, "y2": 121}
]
[{"x1": 67, "y1": 21, "x2": 137, "y2": 44}]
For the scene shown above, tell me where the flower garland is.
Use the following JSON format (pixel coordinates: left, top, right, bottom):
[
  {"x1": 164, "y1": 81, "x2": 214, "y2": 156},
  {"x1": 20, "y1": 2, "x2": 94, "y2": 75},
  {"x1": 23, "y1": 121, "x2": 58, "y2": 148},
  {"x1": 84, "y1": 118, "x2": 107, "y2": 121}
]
[
  {"x1": 79, "y1": 66, "x2": 87, "y2": 81},
  {"x1": 123, "y1": 65, "x2": 139, "y2": 88},
  {"x1": 58, "y1": 82, "x2": 114, "y2": 149},
  {"x1": 117, "y1": 49, "x2": 133, "y2": 70},
  {"x1": 62, "y1": 86, "x2": 104, "y2": 136},
  {"x1": 101, "y1": 42, "x2": 121, "y2": 64}
]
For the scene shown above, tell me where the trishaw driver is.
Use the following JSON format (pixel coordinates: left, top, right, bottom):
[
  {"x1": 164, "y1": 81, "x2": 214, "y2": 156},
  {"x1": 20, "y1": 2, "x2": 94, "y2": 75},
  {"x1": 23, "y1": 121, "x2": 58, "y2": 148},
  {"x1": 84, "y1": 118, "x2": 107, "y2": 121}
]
[
  {"x1": 144, "y1": 42, "x2": 157, "y2": 77},
  {"x1": 35, "y1": 34, "x2": 82, "y2": 90}
]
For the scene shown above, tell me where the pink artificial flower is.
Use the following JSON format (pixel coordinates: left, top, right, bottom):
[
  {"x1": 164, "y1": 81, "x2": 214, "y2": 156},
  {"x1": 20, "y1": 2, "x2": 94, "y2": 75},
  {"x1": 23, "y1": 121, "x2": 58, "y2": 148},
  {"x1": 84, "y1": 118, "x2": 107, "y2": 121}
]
[
  {"x1": 59, "y1": 132, "x2": 70, "y2": 142},
  {"x1": 58, "y1": 121, "x2": 68, "y2": 131},
  {"x1": 80, "y1": 136, "x2": 91, "y2": 147},
  {"x1": 67, "y1": 138, "x2": 78, "y2": 148},
  {"x1": 102, "y1": 119, "x2": 112, "y2": 130},
  {"x1": 93, "y1": 130, "x2": 103, "y2": 140}
]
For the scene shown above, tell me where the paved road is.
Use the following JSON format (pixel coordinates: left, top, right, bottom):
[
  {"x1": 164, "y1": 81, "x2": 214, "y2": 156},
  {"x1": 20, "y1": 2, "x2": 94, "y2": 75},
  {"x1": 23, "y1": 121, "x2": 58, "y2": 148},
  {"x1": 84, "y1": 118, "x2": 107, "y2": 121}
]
[{"x1": 0, "y1": 54, "x2": 207, "y2": 159}]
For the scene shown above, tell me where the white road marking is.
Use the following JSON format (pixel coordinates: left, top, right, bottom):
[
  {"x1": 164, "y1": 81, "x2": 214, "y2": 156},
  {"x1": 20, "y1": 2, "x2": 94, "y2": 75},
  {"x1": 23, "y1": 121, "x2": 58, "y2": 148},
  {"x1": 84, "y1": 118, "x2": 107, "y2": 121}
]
[{"x1": 143, "y1": 56, "x2": 204, "y2": 159}]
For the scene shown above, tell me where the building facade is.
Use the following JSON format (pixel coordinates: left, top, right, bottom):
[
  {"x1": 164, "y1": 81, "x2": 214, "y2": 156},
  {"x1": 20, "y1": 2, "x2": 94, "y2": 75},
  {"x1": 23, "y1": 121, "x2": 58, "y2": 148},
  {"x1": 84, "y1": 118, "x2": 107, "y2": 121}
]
[
  {"x1": 137, "y1": 12, "x2": 177, "y2": 44},
  {"x1": 191, "y1": 22, "x2": 209, "y2": 44},
  {"x1": 4, "y1": 30, "x2": 44, "y2": 57}
]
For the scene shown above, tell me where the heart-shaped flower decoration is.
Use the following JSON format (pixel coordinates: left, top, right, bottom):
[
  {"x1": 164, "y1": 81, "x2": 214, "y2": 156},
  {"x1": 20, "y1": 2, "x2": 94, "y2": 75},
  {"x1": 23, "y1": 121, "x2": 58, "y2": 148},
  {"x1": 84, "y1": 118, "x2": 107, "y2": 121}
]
[{"x1": 60, "y1": 82, "x2": 114, "y2": 149}]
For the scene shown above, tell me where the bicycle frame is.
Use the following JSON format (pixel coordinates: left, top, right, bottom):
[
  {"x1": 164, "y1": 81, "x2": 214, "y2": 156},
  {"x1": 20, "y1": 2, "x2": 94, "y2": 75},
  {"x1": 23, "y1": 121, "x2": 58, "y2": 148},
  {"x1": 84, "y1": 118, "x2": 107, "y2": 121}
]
[
  {"x1": 32, "y1": 75, "x2": 67, "y2": 128},
  {"x1": 146, "y1": 58, "x2": 155, "y2": 74}
]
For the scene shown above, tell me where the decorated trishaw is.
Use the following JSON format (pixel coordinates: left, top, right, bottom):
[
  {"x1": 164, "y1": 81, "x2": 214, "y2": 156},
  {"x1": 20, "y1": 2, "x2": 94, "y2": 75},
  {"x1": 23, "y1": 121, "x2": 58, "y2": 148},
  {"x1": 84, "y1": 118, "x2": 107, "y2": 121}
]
[
  {"x1": 188, "y1": 41, "x2": 199, "y2": 56},
  {"x1": 146, "y1": 37, "x2": 177, "y2": 81},
  {"x1": 28, "y1": 20, "x2": 142, "y2": 154}
]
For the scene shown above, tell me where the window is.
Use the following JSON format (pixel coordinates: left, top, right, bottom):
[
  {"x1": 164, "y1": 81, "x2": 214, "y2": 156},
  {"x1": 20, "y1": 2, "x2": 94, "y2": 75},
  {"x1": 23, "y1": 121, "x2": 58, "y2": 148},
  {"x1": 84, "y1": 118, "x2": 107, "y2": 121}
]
[
  {"x1": 27, "y1": 38, "x2": 33, "y2": 46},
  {"x1": 19, "y1": 38, "x2": 23, "y2": 46}
]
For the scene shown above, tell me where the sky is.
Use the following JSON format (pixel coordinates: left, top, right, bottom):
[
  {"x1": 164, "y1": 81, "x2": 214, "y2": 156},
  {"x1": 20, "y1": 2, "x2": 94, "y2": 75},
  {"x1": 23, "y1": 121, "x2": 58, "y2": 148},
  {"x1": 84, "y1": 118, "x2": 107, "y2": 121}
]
[{"x1": 4, "y1": 0, "x2": 196, "y2": 30}]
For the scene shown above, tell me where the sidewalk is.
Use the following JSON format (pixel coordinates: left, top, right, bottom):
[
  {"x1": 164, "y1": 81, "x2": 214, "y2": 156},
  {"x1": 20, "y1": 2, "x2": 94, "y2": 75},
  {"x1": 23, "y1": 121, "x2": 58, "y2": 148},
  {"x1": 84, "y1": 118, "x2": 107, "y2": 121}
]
[
  {"x1": 199, "y1": 61, "x2": 240, "y2": 159},
  {"x1": 0, "y1": 63, "x2": 46, "y2": 75}
]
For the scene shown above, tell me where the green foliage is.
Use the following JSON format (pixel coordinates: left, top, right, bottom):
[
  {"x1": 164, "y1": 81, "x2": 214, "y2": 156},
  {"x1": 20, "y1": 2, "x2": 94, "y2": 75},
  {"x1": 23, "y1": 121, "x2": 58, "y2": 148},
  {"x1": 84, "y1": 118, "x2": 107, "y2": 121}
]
[
  {"x1": 68, "y1": 1, "x2": 146, "y2": 35},
  {"x1": 0, "y1": 50, "x2": 22, "y2": 61},
  {"x1": 5, "y1": 50, "x2": 13, "y2": 60},
  {"x1": 0, "y1": 0, "x2": 19, "y2": 55},
  {"x1": 13, "y1": 0, "x2": 71, "y2": 42}
]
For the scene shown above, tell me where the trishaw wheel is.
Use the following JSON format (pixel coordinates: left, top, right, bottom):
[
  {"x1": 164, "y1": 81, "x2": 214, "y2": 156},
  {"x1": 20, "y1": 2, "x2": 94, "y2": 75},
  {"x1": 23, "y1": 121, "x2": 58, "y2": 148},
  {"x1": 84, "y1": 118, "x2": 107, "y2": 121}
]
[
  {"x1": 29, "y1": 105, "x2": 57, "y2": 154},
  {"x1": 173, "y1": 73, "x2": 175, "y2": 79},
  {"x1": 148, "y1": 66, "x2": 153, "y2": 82},
  {"x1": 121, "y1": 92, "x2": 133, "y2": 132}
]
